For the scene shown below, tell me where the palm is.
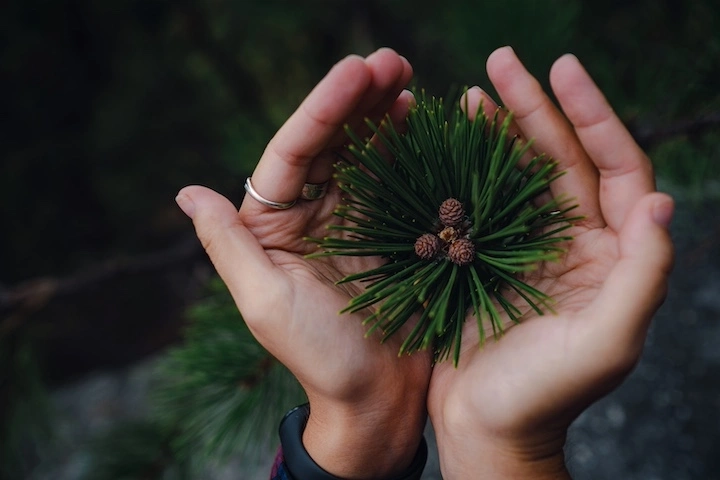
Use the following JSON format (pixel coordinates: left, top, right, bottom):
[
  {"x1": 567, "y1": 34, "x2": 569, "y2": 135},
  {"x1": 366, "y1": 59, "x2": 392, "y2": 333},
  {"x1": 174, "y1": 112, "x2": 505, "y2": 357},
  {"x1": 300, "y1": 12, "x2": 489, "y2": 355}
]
[
  {"x1": 242, "y1": 190, "x2": 430, "y2": 399},
  {"x1": 429, "y1": 223, "x2": 618, "y2": 434},
  {"x1": 227, "y1": 50, "x2": 432, "y2": 404},
  {"x1": 427, "y1": 49, "x2": 673, "y2": 474}
]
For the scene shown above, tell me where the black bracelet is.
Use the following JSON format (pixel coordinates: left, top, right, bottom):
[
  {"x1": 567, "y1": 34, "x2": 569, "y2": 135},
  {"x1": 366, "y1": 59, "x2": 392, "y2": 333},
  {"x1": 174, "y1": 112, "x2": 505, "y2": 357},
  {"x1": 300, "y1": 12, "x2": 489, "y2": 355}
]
[{"x1": 279, "y1": 403, "x2": 428, "y2": 480}]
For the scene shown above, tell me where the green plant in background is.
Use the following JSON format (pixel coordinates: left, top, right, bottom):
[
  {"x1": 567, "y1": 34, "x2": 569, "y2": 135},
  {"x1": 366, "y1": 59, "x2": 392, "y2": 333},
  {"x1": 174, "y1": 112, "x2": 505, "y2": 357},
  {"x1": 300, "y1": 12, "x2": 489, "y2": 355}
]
[
  {"x1": 651, "y1": 131, "x2": 720, "y2": 201},
  {"x1": 154, "y1": 279, "x2": 304, "y2": 460},
  {"x1": 0, "y1": 339, "x2": 52, "y2": 480},
  {"x1": 84, "y1": 421, "x2": 187, "y2": 480},
  {"x1": 311, "y1": 93, "x2": 578, "y2": 365},
  {"x1": 82, "y1": 279, "x2": 304, "y2": 479}
]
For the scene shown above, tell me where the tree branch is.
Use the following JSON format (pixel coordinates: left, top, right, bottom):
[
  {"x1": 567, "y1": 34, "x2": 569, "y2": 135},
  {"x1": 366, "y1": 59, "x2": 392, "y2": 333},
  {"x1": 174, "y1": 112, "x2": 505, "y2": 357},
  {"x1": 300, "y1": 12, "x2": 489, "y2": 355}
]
[{"x1": 0, "y1": 236, "x2": 204, "y2": 332}]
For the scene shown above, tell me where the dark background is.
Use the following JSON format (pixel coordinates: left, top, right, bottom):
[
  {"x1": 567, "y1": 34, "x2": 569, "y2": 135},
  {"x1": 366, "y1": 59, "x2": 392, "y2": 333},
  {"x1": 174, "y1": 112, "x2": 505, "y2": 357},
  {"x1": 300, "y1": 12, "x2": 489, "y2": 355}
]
[{"x1": 2, "y1": 0, "x2": 719, "y2": 478}]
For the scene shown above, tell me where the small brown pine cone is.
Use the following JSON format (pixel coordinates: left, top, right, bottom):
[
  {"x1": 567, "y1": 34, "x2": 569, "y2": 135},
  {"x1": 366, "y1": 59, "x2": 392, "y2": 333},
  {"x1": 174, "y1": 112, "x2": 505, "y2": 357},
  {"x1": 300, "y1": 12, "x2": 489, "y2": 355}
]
[
  {"x1": 415, "y1": 233, "x2": 441, "y2": 260},
  {"x1": 448, "y1": 238, "x2": 475, "y2": 266},
  {"x1": 438, "y1": 198, "x2": 465, "y2": 227}
]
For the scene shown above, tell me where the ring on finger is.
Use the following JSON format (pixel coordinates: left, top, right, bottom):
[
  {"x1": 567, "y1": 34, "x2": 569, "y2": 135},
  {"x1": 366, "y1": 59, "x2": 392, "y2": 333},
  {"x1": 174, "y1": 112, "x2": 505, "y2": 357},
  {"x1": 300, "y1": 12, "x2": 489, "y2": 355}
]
[
  {"x1": 300, "y1": 182, "x2": 329, "y2": 201},
  {"x1": 244, "y1": 177, "x2": 296, "y2": 210}
]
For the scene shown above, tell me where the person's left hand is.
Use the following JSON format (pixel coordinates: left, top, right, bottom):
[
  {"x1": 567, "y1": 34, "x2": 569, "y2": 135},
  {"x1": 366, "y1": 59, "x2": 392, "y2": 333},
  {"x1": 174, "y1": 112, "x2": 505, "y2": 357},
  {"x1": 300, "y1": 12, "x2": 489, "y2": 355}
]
[{"x1": 427, "y1": 47, "x2": 674, "y2": 479}]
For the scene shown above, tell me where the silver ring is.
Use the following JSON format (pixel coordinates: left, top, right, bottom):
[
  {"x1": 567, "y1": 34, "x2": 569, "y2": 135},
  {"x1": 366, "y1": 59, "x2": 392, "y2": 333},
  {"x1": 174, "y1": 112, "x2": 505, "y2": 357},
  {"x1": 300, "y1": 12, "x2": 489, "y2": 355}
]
[
  {"x1": 244, "y1": 177, "x2": 296, "y2": 210},
  {"x1": 300, "y1": 182, "x2": 329, "y2": 201}
]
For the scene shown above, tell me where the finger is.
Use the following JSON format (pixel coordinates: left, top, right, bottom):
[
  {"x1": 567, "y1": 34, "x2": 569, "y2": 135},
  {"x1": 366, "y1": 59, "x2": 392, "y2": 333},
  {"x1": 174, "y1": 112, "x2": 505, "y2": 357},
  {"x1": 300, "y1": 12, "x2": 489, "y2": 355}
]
[
  {"x1": 359, "y1": 52, "x2": 414, "y2": 129},
  {"x1": 461, "y1": 86, "x2": 566, "y2": 210},
  {"x1": 176, "y1": 185, "x2": 286, "y2": 322},
  {"x1": 339, "y1": 50, "x2": 413, "y2": 141},
  {"x1": 332, "y1": 50, "x2": 413, "y2": 156},
  {"x1": 386, "y1": 89, "x2": 416, "y2": 129},
  {"x1": 248, "y1": 54, "x2": 372, "y2": 207},
  {"x1": 461, "y1": 86, "x2": 498, "y2": 121},
  {"x1": 486, "y1": 46, "x2": 603, "y2": 228},
  {"x1": 579, "y1": 193, "x2": 674, "y2": 372},
  {"x1": 369, "y1": 89, "x2": 416, "y2": 161},
  {"x1": 550, "y1": 54, "x2": 656, "y2": 231},
  {"x1": 305, "y1": 49, "x2": 412, "y2": 184},
  {"x1": 460, "y1": 86, "x2": 539, "y2": 166}
]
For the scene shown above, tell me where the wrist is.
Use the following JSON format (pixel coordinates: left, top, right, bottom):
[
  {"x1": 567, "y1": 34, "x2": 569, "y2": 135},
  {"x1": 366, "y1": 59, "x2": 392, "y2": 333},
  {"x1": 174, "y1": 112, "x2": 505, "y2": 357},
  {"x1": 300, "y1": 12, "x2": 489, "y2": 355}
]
[
  {"x1": 435, "y1": 428, "x2": 570, "y2": 480},
  {"x1": 300, "y1": 399, "x2": 427, "y2": 479}
]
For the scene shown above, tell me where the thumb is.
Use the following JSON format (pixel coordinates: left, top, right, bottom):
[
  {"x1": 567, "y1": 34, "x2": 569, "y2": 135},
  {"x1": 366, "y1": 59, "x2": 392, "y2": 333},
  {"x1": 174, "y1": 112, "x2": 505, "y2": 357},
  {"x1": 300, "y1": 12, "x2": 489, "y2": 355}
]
[
  {"x1": 175, "y1": 185, "x2": 280, "y2": 316},
  {"x1": 582, "y1": 192, "x2": 675, "y2": 361}
]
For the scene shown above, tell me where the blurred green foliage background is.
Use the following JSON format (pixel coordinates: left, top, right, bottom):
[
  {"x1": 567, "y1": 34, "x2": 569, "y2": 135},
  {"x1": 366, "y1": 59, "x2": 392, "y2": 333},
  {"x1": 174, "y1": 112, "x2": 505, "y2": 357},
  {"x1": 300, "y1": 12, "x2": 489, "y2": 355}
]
[
  {"x1": 2, "y1": 0, "x2": 718, "y2": 283},
  {"x1": 1, "y1": 0, "x2": 719, "y2": 477}
]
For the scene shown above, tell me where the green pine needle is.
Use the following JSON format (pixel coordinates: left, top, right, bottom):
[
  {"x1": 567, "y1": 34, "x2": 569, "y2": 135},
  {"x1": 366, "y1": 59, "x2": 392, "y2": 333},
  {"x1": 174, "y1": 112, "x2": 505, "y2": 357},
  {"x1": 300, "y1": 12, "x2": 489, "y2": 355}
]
[
  {"x1": 309, "y1": 91, "x2": 577, "y2": 365},
  {"x1": 153, "y1": 279, "x2": 305, "y2": 461}
]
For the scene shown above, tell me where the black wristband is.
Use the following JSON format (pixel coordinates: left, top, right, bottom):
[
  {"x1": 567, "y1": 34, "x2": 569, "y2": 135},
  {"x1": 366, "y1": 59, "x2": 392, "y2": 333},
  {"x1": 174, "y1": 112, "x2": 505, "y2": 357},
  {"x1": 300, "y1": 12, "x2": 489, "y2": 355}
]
[{"x1": 278, "y1": 403, "x2": 428, "y2": 480}]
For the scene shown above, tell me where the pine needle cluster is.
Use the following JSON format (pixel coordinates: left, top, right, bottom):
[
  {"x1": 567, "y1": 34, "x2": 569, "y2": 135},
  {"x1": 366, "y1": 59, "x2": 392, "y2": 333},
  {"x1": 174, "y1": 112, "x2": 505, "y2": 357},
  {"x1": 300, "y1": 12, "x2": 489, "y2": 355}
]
[
  {"x1": 83, "y1": 279, "x2": 305, "y2": 478},
  {"x1": 154, "y1": 285, "x2": 304, "y2": 461},
  {"x1": 311, "y1": 92, "x2": 578, "y2": 365}
]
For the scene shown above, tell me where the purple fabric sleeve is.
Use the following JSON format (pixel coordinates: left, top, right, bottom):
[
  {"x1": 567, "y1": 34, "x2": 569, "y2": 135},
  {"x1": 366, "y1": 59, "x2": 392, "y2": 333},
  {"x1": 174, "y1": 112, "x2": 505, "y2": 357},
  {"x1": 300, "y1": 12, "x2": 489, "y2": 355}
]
[{"x1": 270, "y1": 446, "x2": 292, "y2": 480}]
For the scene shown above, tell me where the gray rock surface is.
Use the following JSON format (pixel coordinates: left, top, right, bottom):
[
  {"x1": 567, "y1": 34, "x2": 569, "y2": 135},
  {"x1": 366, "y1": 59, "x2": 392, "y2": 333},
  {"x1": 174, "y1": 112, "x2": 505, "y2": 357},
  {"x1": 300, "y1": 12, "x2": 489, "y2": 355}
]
[{"x1": 30, "y1": 182, "x2": 720, "y2": 479}]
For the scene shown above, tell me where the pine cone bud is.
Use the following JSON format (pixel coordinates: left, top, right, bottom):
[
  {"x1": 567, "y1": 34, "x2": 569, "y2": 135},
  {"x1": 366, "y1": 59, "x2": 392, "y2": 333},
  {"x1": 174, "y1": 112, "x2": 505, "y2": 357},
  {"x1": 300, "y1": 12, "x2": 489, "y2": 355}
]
[
  {"x1": 415, "y1": 233, "x2": 441, "y2": 260},
  {"x1": 448, "y1": 238, "x2": 475, "y2": 266},
  {"x1": 438, "y1": 226, "x2": 458, "y2": 243},
  {"x1": 439, "y1": 198, "x2": 465, "y2": 227}
]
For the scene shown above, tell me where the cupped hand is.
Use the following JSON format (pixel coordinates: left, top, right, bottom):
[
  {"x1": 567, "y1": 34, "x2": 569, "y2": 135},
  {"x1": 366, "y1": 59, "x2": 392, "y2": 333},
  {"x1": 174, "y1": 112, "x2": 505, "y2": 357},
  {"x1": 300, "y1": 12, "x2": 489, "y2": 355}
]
[
  {"x1": 176, "y1": 48, "x2": 431, "y2": 478},
  {"x1": 427, "y1": 47, "x2": 675, "y2": 479}
]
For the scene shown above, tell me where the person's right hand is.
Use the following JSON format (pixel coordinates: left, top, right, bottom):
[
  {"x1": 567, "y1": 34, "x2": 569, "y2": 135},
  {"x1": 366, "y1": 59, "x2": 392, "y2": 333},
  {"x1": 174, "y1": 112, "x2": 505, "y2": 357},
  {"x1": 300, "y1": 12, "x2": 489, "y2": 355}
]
[{"x1": 176, "y1": 48, "x2": 431, "y2": 479}]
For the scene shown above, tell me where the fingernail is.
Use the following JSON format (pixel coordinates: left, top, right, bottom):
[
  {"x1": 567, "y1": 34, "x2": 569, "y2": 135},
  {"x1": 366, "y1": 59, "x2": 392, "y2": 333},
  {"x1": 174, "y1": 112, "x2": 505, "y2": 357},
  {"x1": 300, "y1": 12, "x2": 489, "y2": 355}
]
[
  {"x1": 401, "y1": 89, "x2": 416, "y2": 105},
  {"x1": 652, "y1": 196, "x2": 674, "y2": 228},
  {"x1": 342, "y1": 53, "x2": 364, "y2": 63},
  {"x1": 560, "y1": 53, "x2": 581, "y2": 66},
  {"x1": 175, "y1": 193, "x2": 195, "y2": 219}
]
